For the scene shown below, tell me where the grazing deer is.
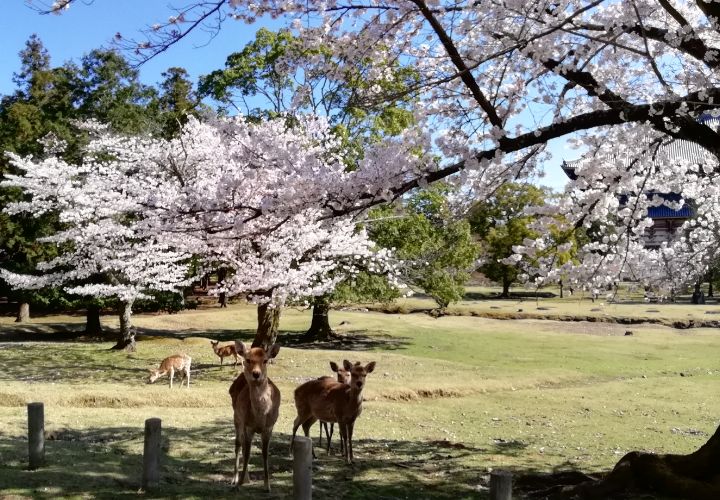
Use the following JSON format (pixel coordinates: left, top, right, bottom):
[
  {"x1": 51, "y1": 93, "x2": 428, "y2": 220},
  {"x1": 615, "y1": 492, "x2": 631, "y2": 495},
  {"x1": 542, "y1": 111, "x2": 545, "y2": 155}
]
[
  {"x1": 319, "y1": 361, "x2": 352, "y2": 454},
  {"x1": 210, "y1": 340, "x2": 239, "y2": 366},
  {"x1": 292, "y1": 359, "x2": 376, "y2": 464},
  {"x1": 228, "y1": 342, "x2": 281, "y2": 492},
  {"x1": 147, "y1": 354, "x2": 191, "y2": 388}
]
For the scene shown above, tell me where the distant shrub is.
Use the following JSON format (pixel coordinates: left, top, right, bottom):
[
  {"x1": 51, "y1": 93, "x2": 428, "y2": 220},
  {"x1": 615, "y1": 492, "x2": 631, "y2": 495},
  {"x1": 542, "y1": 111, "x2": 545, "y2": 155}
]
[{"x1": 135, "y1": 292, "x2": 186, "y2": 314}]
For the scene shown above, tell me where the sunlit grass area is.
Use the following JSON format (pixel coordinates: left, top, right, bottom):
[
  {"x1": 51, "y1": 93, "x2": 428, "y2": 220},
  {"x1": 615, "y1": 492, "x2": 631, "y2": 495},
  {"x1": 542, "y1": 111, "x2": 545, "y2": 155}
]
[{"x1": 1, "y1": 302, "x2": 719, "y2": 498}]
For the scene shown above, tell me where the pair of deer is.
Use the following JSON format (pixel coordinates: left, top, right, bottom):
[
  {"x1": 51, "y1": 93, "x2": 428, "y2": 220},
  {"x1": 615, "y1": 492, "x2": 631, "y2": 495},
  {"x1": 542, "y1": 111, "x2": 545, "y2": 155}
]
[
  {"x1": 228, "y1": 341, "x2": 376, "y2": 493},
  {"x1": 145, "y1": 339, "x2": 241, "y2": 388}
]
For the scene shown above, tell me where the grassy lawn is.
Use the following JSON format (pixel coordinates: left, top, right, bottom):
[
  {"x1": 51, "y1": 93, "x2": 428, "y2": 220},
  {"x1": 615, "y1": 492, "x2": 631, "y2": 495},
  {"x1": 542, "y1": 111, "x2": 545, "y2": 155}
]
[{"x1": 0, "y1": 303, "x2": 719, "y2": 499}]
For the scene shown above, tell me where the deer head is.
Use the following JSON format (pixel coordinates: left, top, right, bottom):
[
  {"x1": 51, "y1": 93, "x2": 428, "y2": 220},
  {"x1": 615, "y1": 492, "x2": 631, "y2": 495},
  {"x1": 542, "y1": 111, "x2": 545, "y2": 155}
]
[
  {"x1": 235, "y1": 341, "x2": 280, "y2": 384},
  {"x1": 330, "y1": 361, "x2": 352, "y2": 384},
  {"x1": 147, "y1": 369, "x2": 161, "y2": 384},
  {"x1": 343, "y1": 359, "x2": 376, "y2": 391}
]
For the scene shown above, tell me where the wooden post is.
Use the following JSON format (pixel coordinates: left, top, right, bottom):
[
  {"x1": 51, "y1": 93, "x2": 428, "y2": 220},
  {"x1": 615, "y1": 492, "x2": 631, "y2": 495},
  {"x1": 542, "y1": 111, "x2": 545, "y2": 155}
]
[
  {"x1": 142, "y1": 418, "x2": 162, "y2": 489},
  {"x1": 490, "y1": 469, "x2": 513, "y2": 500},
  {"x1": 27, "y1": 402, "x2": 44, "y2": 470},
  {"x1": 292, "y1": 435, "x2": 312, "y2": 500}
]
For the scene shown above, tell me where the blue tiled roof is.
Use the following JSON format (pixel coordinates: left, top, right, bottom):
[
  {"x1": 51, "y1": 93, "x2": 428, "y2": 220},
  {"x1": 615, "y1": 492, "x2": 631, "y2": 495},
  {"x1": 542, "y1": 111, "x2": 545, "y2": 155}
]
[{"x1": 647, "y1": 205, "x2": 692, "y2": 218}]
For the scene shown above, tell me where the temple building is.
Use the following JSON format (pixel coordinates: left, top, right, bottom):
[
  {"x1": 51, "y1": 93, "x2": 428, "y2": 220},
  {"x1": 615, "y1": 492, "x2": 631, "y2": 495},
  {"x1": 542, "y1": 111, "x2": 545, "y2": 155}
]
[{"x1": 561, "y1": 112, "x2": 719, "y2": 249}]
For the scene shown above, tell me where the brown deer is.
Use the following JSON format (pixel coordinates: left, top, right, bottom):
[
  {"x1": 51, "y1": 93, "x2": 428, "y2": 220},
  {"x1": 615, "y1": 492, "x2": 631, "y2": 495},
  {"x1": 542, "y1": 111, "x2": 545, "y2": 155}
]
[
  {"x1": 319, "y1": 361, "x2": 352, "y2": 454},
  {"x1": 147, "y1": 354, "x2": 191, "y2": 388},
  {"x1": 228, "y1": 342, "x2": 281, "y2": 492},
  {"x1": 292, "y1": 359, "x2": 376, "y2": 464},
  {"x1": 210, "y1": 340, "x2": 238, "y2": 366}
]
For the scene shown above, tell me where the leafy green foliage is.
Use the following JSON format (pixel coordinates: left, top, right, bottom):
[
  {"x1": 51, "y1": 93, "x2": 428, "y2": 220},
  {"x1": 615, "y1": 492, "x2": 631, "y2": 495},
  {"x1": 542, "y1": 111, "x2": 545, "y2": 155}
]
[
  {"x1": 468, "y1": 183, "x2": 548, "y2": 296},
  {"x1": 155, "y1": 67, "x2": 205, "y2": 138},
  {"x1": 198, "y1": 28, "x2": 416, "y2": 166},
  {"x1": 199, "y1": 28, "x2": 296, "y2": 115},
  {"x1": 368, "y1": 185, "x2": 479, "y2": 308}
]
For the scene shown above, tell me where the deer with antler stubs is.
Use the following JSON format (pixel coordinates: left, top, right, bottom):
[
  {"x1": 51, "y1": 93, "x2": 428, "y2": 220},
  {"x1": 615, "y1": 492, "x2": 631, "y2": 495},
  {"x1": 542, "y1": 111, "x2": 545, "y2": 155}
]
[
  {"x1": 292, "y1": 359, "x2": 376, "y2": 464},
  {"x1": 228, "y1": 342, "x2": 281, "y2": 492},
  {"x1": 319, "y1": 361, "x2": 352, "y2": 454}
]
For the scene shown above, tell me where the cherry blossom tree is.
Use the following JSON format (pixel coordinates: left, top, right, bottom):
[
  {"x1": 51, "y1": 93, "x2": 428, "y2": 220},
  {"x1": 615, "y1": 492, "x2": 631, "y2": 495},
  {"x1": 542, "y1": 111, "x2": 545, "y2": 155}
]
[
  {"x1": 1, "y1": 128, "x2": 192, "y2": 350},
  {"x1": 44, "y1": 1, "x2": 720, "y2": 276},
  {"x1": 128, "y1": 115, "x2": 412, "y2": 346},
  {"x1": 512, "y1": 120, "x2": 720, "y2": 302},
  {"x1": 3, "y1": 115, "x2": 415, "y2": 347}
]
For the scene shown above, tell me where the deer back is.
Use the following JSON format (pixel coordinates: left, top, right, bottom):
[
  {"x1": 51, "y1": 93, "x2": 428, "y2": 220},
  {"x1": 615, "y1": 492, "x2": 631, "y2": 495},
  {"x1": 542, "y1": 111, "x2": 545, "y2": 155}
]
[
  {"x1": 160, "y1": 354, "x2": 190, "y2": 372},
  {"x1": 294, "y1": 377, "x2": 356, "y2": 423}
]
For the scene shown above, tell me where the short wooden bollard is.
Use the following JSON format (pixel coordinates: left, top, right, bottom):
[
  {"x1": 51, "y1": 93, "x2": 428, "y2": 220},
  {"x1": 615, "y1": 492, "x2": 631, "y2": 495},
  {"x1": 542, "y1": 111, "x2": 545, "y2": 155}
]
[
  {"x1": 27, "y1": 402, "x2": 45, "y2": 470},
  {"x1": 292, "y1": 436, "x2": 312, "y2": 500},
  {"x1": 490, "y1": 469, "x2": 513, "y2": 500},
  {"x1": 142, "y1": 418, "x2": 162, "y2": 489}
]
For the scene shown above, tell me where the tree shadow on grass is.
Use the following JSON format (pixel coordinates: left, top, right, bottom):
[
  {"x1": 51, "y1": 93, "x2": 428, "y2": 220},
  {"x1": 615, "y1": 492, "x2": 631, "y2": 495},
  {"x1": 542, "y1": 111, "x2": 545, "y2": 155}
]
[
  {"x1": 0, "y1": 419, "x2": 541, "y2": 499},
  {"x1": 0, "y1": 343, "x2": 152, "y2": 384},
  {"x1": 0, "y1": 320, "x2": 412, "y2": 354},
  {"x1": 0, "y1": 323, "x2": 89, "y2": 342},
  {"x1": 278, "y1": 330, "x2": 412, "y2": 352}
]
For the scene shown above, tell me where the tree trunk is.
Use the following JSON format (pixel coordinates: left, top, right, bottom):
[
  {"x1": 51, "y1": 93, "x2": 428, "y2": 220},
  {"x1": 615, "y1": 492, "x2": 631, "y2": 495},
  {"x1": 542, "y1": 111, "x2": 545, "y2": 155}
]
[
  {"x1": 500, "y1": 275, "x2": 511, "y2": 298},
  {"x1": 559, "y1": 280, "x2": 564, "y2": 299},
  {"x1": 85, "y1": 304, "x2": 102, "y2": 337},
  {"x1": 708, "y1": 271, "x2": 714, "y2": 298},
  {"x1": 15, "y1": 302, "x2": 30, "y2": 323},
  {"x1": 217, "y1": 267, "x2": 227, "y2": 308},
  {"x1": 252, "y1": 302, "x2": 281, "y2": 348},
  {"x1": 692, "y1": 282, "x2": 705, "y2": 304},
  {"x1": 111, "y1": 300, "x2": 136, "y2": 352},
  {"x1": 304, "y1": 295, "x2": 335, "y2": 341},
  {"x1": 527, "y1": 424, "x2": 720, "y2": 499}
]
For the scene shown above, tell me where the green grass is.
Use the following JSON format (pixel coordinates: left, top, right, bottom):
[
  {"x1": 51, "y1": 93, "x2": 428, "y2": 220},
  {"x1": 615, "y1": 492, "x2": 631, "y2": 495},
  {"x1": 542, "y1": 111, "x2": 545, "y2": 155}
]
[{"x1": 1, "y1": 303, "x2": 719, "y2": 498}]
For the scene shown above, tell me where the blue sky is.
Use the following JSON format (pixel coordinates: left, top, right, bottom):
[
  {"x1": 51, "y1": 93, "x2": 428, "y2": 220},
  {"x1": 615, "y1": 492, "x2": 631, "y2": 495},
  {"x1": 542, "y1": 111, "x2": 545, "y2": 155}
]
[
  {"x1": 1, "y1": 1, "x2": 571, "y2": 189},
  {"x1": 0, "y1": 1, "x2": 265, "y2": 95}
]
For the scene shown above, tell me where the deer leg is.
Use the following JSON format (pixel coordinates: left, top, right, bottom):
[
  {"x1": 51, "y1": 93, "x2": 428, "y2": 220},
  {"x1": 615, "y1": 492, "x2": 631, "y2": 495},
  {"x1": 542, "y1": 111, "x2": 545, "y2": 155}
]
[
  {"x1": 232, "y1": 428, "x2": 242, "y2": 486},
  {"x1": 290, "y1": 416, "x2": 302, "y2": 455},
  {"x1": 319, "y1": 421, "x2": 325, "y2": 448},
  {"x1": 338, "y1": 423, "x2": 348, "y2": 463},
  {"x1": 169, "y1": 368, "x2": 174, "y2": 389},
  {"x1": 346, "y1": 420, "x2": 355, "y2": 465},
  {"x1": 261, "y1": 426, "x2": 273, "y2": 493},
  {"x1": 240, "y1": 428, "x2": 252, "y2": 486},
  {"x1": 186, "y1": 367, "x2": 190, "y2": 388},
  {"x1": 302, "y1": 417, "x2": 317, "y2": 459},
  {"x1": 326, "y1": 422, "x2": 335, "y2": 454}
]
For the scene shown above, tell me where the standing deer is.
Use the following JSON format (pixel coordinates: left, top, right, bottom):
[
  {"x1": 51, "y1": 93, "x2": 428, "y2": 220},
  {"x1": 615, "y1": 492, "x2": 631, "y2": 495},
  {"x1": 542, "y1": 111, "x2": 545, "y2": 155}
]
[
  {"x1": 292, "y1": 359, "x2": 376, "y2": 464},
  {"x1": 210, "y1": 340, "x2": 239, "y2": 366},
  {"x1": 147, "y1": 354, "x2": 191, "y2": 388},
  {"x1": 228, "y1": 342, "x2": 281, "y2": 492},
  {"x1": 319, "y1": 361, "x2": 352, "y2": 454}
]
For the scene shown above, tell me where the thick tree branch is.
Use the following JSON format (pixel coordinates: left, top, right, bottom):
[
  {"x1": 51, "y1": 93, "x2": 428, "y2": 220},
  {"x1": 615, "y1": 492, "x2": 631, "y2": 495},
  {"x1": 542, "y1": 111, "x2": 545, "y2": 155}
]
[{"x1": 410, "y1": 0, "x2": 503, "y2": 128}]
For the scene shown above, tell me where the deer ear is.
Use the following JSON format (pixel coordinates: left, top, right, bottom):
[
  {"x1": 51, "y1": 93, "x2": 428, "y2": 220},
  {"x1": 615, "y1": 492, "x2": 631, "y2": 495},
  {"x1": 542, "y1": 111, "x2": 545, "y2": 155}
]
[
  {"x1": 234, "y1": 341, "x2": 247, "y2": 357},
  {"x1": 267, "y1": 343, "x2": 280, "y2": 359},
  {"x1": 330, "y1": 361, "x2": 339, "y2": 372},
  {"x1": 366, "y1": 361, "x2": 376, "y2": 373},
  {"x1": 343, "y1": 359, "x2": 353, "y2": 371}
]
